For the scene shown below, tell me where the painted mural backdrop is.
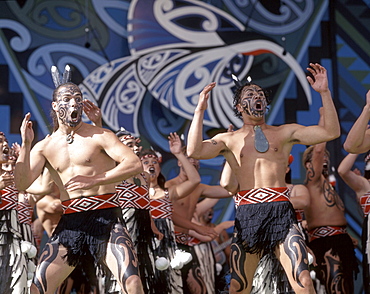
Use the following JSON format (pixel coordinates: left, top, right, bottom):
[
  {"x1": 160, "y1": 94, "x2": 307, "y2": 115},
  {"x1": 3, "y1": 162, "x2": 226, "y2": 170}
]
[{"x1": 0, "y1": 1, "x2": 369, "y2": 291}]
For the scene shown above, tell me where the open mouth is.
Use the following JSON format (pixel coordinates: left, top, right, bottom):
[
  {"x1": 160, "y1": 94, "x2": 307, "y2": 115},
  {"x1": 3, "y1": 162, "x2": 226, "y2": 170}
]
[
  {"x1": 71, "y1": 110, "x2": 79, "y2": 122},
  {"x1": 3, "y1": 147, "x2": 9, "y2": 155},
  {"x1": 1, "y1": 148, "x2": 9, "y2": 162},
  {"x1": 149, "y1": 167, "x2": 155, "y2": 174}
]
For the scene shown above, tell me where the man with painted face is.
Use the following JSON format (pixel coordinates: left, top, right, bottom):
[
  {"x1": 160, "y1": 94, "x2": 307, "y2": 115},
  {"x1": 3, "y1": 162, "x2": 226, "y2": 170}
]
[
  {"x1": 187, "y1": 63, "x2": 340, "y2": 294},
  {"x1": 15, "y1": 77, "x2": 144, "y2": 294},
  {"x1": 303, "y1": 139, "x2": 358, "y2": 294}
]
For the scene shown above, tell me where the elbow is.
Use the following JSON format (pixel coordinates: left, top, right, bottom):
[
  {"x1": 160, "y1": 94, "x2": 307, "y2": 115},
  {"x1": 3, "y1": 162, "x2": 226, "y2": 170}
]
[
  {"x1": 337, "y1": 165, "x2": 346, "y2": 178},
  {"x1": 343, "y1": 142, "x2": 359, "y2": 154},
  {"x1": 136, "y1": 161, "x2": 143, "y2": 174},
  {"x1": 220, "y1": 182, "x2": 238, "y2": 195},
  {"x1": 186, "y1": 146, "x2": 200, "y2": 159},
  {"x1": 15, "y1": 181, "x2": 29, "y2": 192},
  {"x1": 328, "y1": 129, "x2": 340, "y2": 142}
]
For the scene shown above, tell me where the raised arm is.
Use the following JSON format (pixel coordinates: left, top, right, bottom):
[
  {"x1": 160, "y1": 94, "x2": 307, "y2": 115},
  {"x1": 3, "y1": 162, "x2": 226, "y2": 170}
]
[
  {"x1": 338, "y1": 152, "x2": 369, "y2": 195},
  {"x1": 83, "y1": 99, "x2": 103, "y2": 128},
  {"x1": 169, "y1": 132, "x2": 200, "y2": 200},
  {"x1": 291, "y1": 63, "x2": 340, "y2": 145},
  {"x1": 15, "y1": 113, "x2": 46, "y2": 191},
  {"x1": 308, "y1": 111, "x2": 327, "y2": 184},
  {"x1": 343, "y1": 90, "x2": 370, "y2": 153},
  {"x1": 187, "y1": 82, "x2": 226, "y2": 159}
]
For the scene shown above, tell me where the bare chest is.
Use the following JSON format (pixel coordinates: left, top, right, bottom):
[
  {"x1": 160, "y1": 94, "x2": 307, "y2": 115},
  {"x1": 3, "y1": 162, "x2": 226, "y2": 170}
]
[{"x1": 43, "y1": 137, "x2": 103, "y2": 173}]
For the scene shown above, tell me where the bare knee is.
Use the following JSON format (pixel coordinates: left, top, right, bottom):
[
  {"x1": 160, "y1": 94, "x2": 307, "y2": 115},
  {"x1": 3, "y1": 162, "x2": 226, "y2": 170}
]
[
  {"x1": 292, "y1": 271, "x2": 315, "y2": 294},
  {"x1": 123, "y1": 275, "x2": 144, "y2": 294},
  {"x1": 30, "y1": 283, "x2": 40, "y2": 294}
]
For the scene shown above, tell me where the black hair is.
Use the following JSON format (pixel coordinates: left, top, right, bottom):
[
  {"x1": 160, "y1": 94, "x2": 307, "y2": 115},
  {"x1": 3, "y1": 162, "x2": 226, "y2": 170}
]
[
  {"x1": 140, "y1": 149, "x2": 166, "y2": 190},
  {"x1": 232, "y1": 82, "x2": 271, "y2": 119},
  {"x1": 115, "y1": 128, "x2": 133, "y2": 138}
]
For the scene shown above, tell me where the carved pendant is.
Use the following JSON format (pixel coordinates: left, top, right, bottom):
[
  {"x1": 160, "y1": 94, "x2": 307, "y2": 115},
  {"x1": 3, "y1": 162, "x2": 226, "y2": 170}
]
[
  {"x1": 66, "y1": 134, "x2": 73, "y2": 144},
  {"x1": 133, "y1": 177, "x2": 141, "y2": 187},
  {"x1": 254, "y1": 125, "x2": 269, "y2": 153}
]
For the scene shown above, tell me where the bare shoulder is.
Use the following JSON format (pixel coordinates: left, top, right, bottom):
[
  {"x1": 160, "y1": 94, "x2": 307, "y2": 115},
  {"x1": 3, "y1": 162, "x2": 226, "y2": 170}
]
[
  {"x1": 214, "y1": 128, "x2": 239, "y2": 145},
  {"x1": 269, "y1": 123, "x2": 302, "y2": 133},
  {"x1": 88, "y1": 124, "x2": 118, "y2": 144},
  {"x1": 292, "y1": 184, "x2": 310, "y2": 196},
  {"x1": 32, "y1": 134, "x2": 53, "y2": 153}
]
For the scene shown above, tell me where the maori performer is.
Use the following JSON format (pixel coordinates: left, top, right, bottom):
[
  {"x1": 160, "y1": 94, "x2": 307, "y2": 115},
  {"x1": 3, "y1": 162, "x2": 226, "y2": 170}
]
[
  {"x1": 338, "y1": 151, "x2": 370, "y2": 293},
  {"x1": 187, "y1": 63, "x2": 340, "y2": 293},
  {"x1": 140, "y1": 132, "x2": 201, "y2": 294},
  {"x1": 106, "y1": 128, "x2": 163, "y2": 294},
  {"x1": 303, "y1": 110, "x2": 358, "y2": 294},
  {"x1": 342, "y1": 89, "x2": 370, "y2": 293},
  {"x1": 15, "y1": 65, "x2": 144, "y2": 294},
  {"x1": 0, "y1": 132, "x2": 29, "y2": 293}
]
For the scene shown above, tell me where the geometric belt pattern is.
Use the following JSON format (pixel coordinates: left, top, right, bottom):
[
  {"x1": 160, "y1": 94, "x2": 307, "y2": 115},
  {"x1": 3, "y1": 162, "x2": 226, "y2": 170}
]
[
  {"x1": 150, "y1": 191, "x2": 172, "y2": 219},
  {"x1": 62, "y1": 193, "x2": 119, "y2": 214},
  {"x1": 116, "y1": 180, "x2": 150, "y2": 210},
  {"x1": 188, "y1": 236, "x2": 201, "y2": 246},
  {"x1": 17, "y1": 198, "x2": 32, "y2": 225},
  {"x1": 234, "y1": 187, "x2": 290, "y2": 207},
  {"x1": 175, "y1": 231, "x2": 190, "y2": 245},
  {"x1": 360, "y1": 192, "x2": 370, "y2": 217},
  {"x1": 308, "y1": 225, "x2": 347, "y2": 242},
  {"x1": 0, "y1": 185, "x2": 18, "y2": 210}
]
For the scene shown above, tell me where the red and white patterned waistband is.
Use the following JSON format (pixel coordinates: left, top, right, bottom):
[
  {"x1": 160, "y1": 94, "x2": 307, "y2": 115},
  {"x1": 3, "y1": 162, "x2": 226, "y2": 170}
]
[
  {"x1": 188, "y1": 236, "x2": 201, "y2": 246},
  {"x1": 0, "y1": 187, "x2": 18, "y2": 210},
  {"x1": 360, "y1": 194, "x2": 370, "y2": 217},
  {"x1": 175, "y1": 231, "x2": 190, "y2": 245},
  {"x1": 62, "y1": 193, "x2": 119, "y2": 214},
  {"x1": 234, "y1": 187, "x2": 290, "y2": 207},
  {"x1": 17, "y1": 201, "x2": 32, "y2": 225},
  {"x1": 308, "y1": 225, "x2": 347, "y2": 242}
]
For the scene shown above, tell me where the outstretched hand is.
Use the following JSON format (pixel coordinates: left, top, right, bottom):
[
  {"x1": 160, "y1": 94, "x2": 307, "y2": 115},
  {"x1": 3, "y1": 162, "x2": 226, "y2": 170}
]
[
  {"x1": 83, "y1": 99, "x2": 102, "y2": 127},
  {"x1": 11, "y1": 142, "x2": 21, "y2": 158},
  {"x1": 168, "y1": 132, "x2": 182, "y2": 155},
  {"x1": 306, "y1": 63, "x2": 329, "y2": 93},
  {"x1": 196, "y1": 82, "x2": 216, "y2": 111},
  {"x1": 20, "y1": 113, "x2": 34, "y2": 145}
]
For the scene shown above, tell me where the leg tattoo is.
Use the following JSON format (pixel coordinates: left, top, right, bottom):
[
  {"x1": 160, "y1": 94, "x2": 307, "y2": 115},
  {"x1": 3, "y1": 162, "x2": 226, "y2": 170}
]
[
  {"x1": 33, "y1": 239, "x2": 64, "y2": 294},
  {"x1": 282, "y1": 224, "x2": 309, "y2": 288},
  {"x1": 108, "y1": 223, "x2": 140, "y2": 292},
  {"x1": 230, "y1": 242, "x2": 248, "y2": 292},
  {"x1": 321, "y1": 251, "x2": 346, "y2": 293}
]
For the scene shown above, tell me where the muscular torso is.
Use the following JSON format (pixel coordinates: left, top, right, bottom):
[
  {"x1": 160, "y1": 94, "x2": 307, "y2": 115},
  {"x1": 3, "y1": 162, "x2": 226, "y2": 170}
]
[
  {"x1": 35, "y1": 125, "x2": 117, "y2": 201},
  {"x1": 221, "y1": 124, "x2": 295, "y2": 190},
  {"x1": 305, "y1": 177, "x2": 346, "y2": 230}
]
